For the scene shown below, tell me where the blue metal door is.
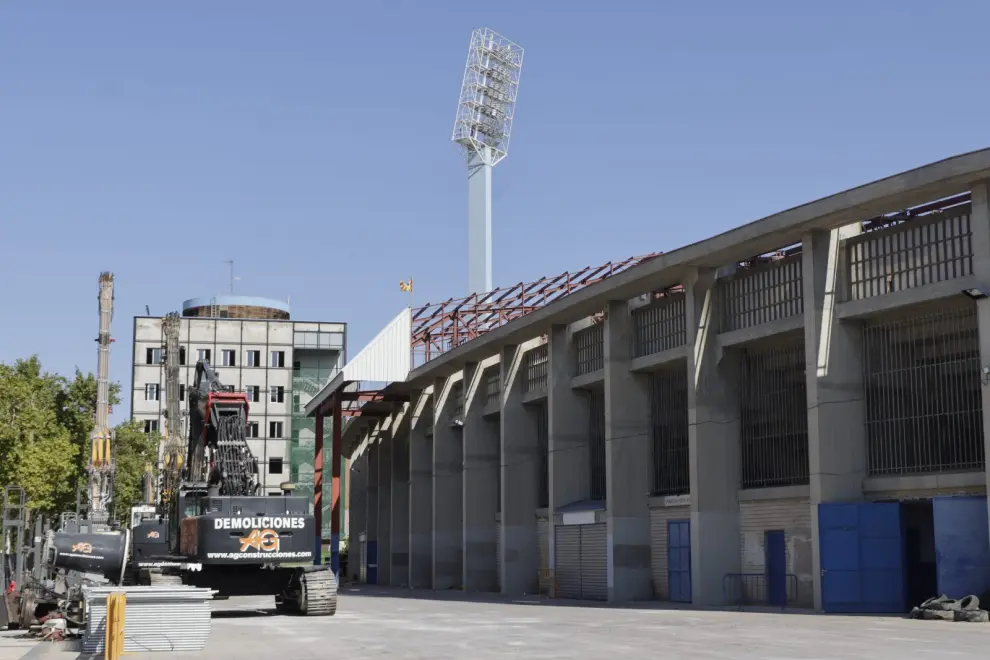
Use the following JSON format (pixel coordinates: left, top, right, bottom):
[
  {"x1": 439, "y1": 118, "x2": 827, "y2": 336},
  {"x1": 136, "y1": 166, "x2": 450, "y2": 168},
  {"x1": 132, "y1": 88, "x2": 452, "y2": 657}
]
[
  {"x1": 818, "y1": 502, "x2": 904, "y2": 613},
  {"x1": 667, "y1": 520, "x2": 691, "y2": 603},
  {"x1": 933, "y1": 496, "x2": 990, "y2": 599},
  {"x1": 765, "y1": 530, "x2": 787, "y2": 607},
  {"x1": 367, "y1": 540, "x2": 379, "y2": 585}
]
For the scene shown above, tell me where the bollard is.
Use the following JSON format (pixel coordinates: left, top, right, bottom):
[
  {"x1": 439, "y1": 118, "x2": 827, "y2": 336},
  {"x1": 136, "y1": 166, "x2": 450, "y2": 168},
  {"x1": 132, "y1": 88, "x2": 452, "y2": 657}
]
[{"x1": 104, "y1": 592, "x2": 126, "y2": 660}]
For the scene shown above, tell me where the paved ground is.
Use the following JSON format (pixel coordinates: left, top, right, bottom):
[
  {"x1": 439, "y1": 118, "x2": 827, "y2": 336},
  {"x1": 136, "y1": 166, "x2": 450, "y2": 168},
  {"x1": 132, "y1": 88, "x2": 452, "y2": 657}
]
[{"x1": 3, "y1": 586, "x2": 990, "y2": 659}]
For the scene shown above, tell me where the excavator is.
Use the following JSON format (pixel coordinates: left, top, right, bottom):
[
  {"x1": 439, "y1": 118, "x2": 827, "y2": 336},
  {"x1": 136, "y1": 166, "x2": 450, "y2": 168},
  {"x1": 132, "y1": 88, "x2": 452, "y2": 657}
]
[{"x1": 128, "y1": 311, "x2": 337, "y2": 615}]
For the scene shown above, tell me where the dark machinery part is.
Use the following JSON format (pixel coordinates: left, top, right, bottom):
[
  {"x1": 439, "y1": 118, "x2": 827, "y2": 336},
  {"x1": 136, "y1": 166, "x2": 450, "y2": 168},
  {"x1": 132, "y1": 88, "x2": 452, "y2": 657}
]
[
  {"x1": 131, "y1": 359, "x2": 337, "y2": 616},
  {"x1": 44, "y1": 529, "x2": 131, "y2": 584},
  {"x1": 3, "y1": 490, "x2": 130, "y2": 633},
  {"x1": 186, "y1": 360, "x2": 258, "y2": 496}
]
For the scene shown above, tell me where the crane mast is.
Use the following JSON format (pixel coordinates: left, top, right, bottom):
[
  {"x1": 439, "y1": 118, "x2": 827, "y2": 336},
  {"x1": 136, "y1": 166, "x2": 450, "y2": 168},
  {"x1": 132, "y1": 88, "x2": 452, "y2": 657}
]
[
  {"x1": 160, "y1": 312, "x2": 184, "y2": 519},
  {"x1": 87, "y1": 271, "x2": 115, "y2": 527}
]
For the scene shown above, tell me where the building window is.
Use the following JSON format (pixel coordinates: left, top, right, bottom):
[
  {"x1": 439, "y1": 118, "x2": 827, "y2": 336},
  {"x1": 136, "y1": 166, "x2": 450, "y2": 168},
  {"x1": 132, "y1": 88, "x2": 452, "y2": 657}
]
[
  {"x1": 246, "y1": 386, "x2": 260, "y2": 402},
  {"x1": 179, "y1": 384, "x2": 185, "y2": 402},
  {"x1": 246, "y1": 350, "x2": 261, "y2": 367},
  {"x1": 145, "y1": 383, "x2": 160, "y2": 401},
  {"x1": 197, "y1": 348, "x2": 211, "y2": 363},
  {"x1": 269, "y1": 457, "x2": 284, "y2": 474},
  {"x1": 270, "y1": 386, "x2": 285, "y2": 403},
  {"x1": 293, "y1": 361, "x2": 301, "y2": 372},
  {"x1": 269, "y1": 421, "x2": 283, "y2": 438},
  {"x1": 271, "y1": 350, "x2": 285, "y2": 368},
  {"x1": 144, "y1": 419, "x2": 159, "y2": 433},
  {"x1": 145, "y1": 348, "x2": 162, "y2": 365},
  {"x1": 293, "y1": 393, "x2": 301, "y2": 412},
  {"x1": 246, "y1": 421, "x2": 259, "y2": 438},
  {"x1": 179, "y1": 346, "x2": 186, "y2": 366},
  {"x1": 221, "y1": 349, "x2": 236, "y2": 367}
]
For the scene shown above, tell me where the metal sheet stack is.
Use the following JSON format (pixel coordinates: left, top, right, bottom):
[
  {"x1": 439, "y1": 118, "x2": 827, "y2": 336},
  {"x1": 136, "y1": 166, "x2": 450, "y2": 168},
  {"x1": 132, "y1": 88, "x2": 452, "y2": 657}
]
[{"x1": 82, "y1": 585, "x2": 216, "y2": 654}]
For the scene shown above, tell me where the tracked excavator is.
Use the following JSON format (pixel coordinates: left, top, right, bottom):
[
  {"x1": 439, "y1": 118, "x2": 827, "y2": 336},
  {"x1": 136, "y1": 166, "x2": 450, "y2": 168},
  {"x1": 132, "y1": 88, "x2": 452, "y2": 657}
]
[{"x1": 129, "y1": 316, "x2": 337, "y2": 615}]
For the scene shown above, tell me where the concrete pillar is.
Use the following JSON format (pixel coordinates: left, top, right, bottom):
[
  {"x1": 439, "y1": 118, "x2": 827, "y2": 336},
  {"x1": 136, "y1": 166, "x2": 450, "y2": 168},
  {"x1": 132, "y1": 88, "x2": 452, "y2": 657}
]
[
  {"x1": 433, "y1": 376, "x2": 463, "y2": 590},
  {"x1": 378, "y1": 421, "x2": 393, "y2": 587},
  {"x1": 547, "y1": 324, "x2": 590, "y2": 570},
  {"x1": 409, "y1": 391, "x2": 433, "y2": 589},
  {"x1": 462, "y1": 362, "x2": 499, "y2": 591},
  {"x1": 685, "y1": 267, "x2": 742, "y2": 606},
  {"x1": 969, "y1": 181, "x2": 990, "y2": 553},
  {"x1": 347, "y1": 447, "x2": 367, "y2": 582},
  {"x1": 390, "y1": 409, "x2": 411, "y2": 587},
  {"x1": 604, "y1": 299, "x2": 652, "y2": 602},
  {"x1": 803, "y1": 226, "x2": 867, "y2": 611},
  {"x1": 367, "y1": 432, "x2": 380, "y2": 584},
  {"x1": 501, "y1": 344, "x2": 540, "y2": 595}
]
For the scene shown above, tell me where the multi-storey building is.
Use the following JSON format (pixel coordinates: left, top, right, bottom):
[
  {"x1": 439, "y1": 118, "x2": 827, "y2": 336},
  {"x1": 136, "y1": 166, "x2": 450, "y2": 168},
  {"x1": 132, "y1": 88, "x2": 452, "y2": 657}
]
[{"x1": 130, "y1": 295, "x2": 347, "y2": 537}]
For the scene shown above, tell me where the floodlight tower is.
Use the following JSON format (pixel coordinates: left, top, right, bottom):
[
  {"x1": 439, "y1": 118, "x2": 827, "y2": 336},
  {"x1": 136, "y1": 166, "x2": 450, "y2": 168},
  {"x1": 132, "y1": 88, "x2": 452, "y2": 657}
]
[{"x1": 452, "y1": 28, "x2": 524, "y2": 296}]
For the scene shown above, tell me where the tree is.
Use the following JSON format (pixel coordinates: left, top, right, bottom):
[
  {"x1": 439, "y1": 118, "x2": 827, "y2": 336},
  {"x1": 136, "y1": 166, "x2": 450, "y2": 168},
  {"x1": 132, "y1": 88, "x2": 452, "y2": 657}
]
[
  {"x1": 0, "y1": 357, "x2": 80, "y2": 513},
  {"x1": 0, "y1": 355, "x2": 142, "y2": 519},
  {"x1": 111, "y1": 420, "x2": 160, "y2": 518}
]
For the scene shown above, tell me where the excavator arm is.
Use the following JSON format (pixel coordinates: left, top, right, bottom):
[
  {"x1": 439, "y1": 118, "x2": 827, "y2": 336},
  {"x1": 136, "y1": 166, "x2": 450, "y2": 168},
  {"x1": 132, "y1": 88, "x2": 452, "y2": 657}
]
[{"x1": 186, "y1": 361, "x2": 258, "y2": 497}]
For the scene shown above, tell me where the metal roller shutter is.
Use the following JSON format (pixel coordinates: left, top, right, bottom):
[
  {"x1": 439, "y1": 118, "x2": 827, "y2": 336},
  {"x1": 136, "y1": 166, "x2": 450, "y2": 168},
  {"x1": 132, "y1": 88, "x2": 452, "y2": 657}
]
[
  {"x1": 495, "y1": 518, "x2": 502, "y2": 591},
  {"x1": 650, "y1": 505, "x2": 689, "y2": 600},
  {"x1": 738, "y1": 499, "x2": 812, "y2": 606},
  {"x1": 580, "y1": 523, "x2": 608, "y2": 601},
  {"x1": 537, "y1": 516, "x2": 550, "y2": 569},
  {"x1": 555, "y1": 526, "x2": 581, "y2": 599}
]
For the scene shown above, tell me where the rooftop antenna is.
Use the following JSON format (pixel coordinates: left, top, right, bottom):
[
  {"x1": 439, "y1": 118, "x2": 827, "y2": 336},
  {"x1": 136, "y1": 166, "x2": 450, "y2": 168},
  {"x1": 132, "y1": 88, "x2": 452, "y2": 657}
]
[
  {"x1": 452, "y1": 27, "x2": 524, "y2": 296},
  {"x1": 224, "y1": 260, "x2": 241, "y2": 295}
]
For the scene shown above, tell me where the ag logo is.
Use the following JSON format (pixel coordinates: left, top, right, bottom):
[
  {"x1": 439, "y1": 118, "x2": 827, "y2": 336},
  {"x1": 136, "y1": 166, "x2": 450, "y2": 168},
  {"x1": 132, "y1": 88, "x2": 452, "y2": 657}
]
[
  {"x1": 71, "y1": 542, "x2": 93, "y2": 554},
  {"x1": 238, "y1": 529, "x2": 279, "y2": 552},
  {"x1": 146, "y1": 531, "x2": 160, "y2": 539}
]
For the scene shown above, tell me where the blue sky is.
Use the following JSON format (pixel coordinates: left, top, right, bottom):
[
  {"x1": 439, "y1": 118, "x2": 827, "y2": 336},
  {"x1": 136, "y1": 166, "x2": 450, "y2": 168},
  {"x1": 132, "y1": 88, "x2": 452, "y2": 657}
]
[{"x1": 0, "y1": 1, "x2": 986, "y2": 422}]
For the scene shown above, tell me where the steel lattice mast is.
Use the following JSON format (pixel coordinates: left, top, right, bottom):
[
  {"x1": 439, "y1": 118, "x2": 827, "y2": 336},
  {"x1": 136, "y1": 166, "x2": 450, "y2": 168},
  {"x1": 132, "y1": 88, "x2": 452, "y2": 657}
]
[
  {"x1": 160, "y1": 312, "x2": 184, "y2": 517},
  {"x1": 452, "y1": 28, "x2": 524, "y2": 295},
  {"x1": 87, "y1": 272, "x2": 115, "y2": 526}
]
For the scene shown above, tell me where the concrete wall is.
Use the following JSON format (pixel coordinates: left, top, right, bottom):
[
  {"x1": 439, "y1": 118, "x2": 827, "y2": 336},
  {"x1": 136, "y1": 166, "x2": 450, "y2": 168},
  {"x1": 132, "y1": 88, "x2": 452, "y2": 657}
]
[{"x1": 343, "y1": 180, "x2": 990, "y2": 610}]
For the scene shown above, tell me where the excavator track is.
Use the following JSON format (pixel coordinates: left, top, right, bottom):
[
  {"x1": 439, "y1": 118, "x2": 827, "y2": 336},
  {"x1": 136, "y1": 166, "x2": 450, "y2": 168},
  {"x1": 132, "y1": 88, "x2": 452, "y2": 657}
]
[
  {"x1": 277, "y1": 568, "x2": 337, "y2": 616},
  {"x1": 299, "y1": 569, "x2": 337, "y2": 616}
]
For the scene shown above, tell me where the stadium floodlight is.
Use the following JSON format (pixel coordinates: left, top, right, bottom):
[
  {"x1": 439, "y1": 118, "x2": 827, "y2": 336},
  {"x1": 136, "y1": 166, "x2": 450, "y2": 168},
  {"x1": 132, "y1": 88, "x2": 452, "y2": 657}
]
[{"x1": 452, "y1": 28, "x2": 524, "y2": 296}]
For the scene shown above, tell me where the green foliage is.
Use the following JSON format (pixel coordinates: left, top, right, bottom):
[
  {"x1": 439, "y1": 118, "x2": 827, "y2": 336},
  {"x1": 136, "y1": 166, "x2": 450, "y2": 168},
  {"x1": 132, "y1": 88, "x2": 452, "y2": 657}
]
[
  {"x1": 111, "y1": 420, "x2": 160, "y2": 516},
  {"x1": 0, "y1": 355, "x2": 144, "y2": 519}
]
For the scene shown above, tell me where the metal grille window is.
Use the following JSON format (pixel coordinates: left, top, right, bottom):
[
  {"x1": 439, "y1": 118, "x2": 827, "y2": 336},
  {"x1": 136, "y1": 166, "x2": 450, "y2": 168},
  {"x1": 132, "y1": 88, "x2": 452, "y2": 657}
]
[
  {"x1": 847, "y1": 209, "x2": 973, "y2": 301},
  {"x1": 719, "y1": 256, "x2": 804, "y2": 333},
  {"x1": 589, "y1": 389, "x2": 607, "y2": 501},
  {"x1": 525, "y1": 345, "x2": 548, "y2": 392},
  {"x1": 650, "y1": 367, "x2": 689, "y2": 496},
  {"x1": 575, "y1": 324, "x2": 604, "y2": 375},
  {"x1": 452, "y1": 382, "x2": 464, "y2": 418},
  {"x1": 633, "y1": 293, "x2": 687, "y2": 357},
  {"x1": 537, "y1": 402, "x2": 549, "y2": 507},
  {"x1": 740, "y1": 338, "x2": 810, "y2": 488},
  {"x1": 485, "y1": 369, "x2": 500, "y2": 406},
  {"x1": 864, "y1": 306, "x2": 984, "y2": 475},
  {"x1": 492, "y1": 417, "x2": 502, "y2": 514}
]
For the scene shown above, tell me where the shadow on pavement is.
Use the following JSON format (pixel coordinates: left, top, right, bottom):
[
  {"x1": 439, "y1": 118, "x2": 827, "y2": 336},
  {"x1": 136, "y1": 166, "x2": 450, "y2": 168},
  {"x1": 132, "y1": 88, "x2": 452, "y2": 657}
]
[
  {"x1": 210, "y1": 608, "x2": 278, "y2": 619},
  {"x1": 338, "y1": 584, "x2": 904, "y2": 619}
]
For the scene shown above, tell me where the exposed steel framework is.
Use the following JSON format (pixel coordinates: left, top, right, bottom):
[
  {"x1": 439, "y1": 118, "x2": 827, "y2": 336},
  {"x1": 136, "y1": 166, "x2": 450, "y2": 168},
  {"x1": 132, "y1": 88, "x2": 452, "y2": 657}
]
[{"x1": 410, "y1": 254, "x2": 659, "y2": 366}]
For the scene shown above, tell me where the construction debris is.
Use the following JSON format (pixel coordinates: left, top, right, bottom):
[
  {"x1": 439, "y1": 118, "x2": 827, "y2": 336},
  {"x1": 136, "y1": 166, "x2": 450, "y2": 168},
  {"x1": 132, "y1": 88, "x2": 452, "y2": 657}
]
[{"x1": 910, "y1": 595, "x2": 989, "y2": 622}]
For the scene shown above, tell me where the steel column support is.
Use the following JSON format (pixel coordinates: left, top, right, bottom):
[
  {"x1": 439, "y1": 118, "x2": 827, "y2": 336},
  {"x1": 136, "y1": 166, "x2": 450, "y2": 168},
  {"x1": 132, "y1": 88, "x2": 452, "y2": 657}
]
[
  {"x1": 331, "y1": 395, "x2": 343, "y2": 579},
  {"x1": 314, "y1": 409, "x2": 324, "y2": 565}
]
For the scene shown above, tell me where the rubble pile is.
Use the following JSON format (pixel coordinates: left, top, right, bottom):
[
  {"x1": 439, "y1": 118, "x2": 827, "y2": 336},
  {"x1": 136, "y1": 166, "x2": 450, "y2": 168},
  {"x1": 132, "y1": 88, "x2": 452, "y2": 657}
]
[{"x1": 910, "y1": 595, "x2": 989, "y2": 622}]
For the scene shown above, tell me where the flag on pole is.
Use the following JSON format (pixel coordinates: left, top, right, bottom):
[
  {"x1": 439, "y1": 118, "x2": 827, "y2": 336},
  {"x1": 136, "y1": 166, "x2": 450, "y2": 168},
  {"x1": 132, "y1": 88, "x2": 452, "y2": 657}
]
[{"x1": 399, "y1": 278, "x2": 413, "y2": 293}]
